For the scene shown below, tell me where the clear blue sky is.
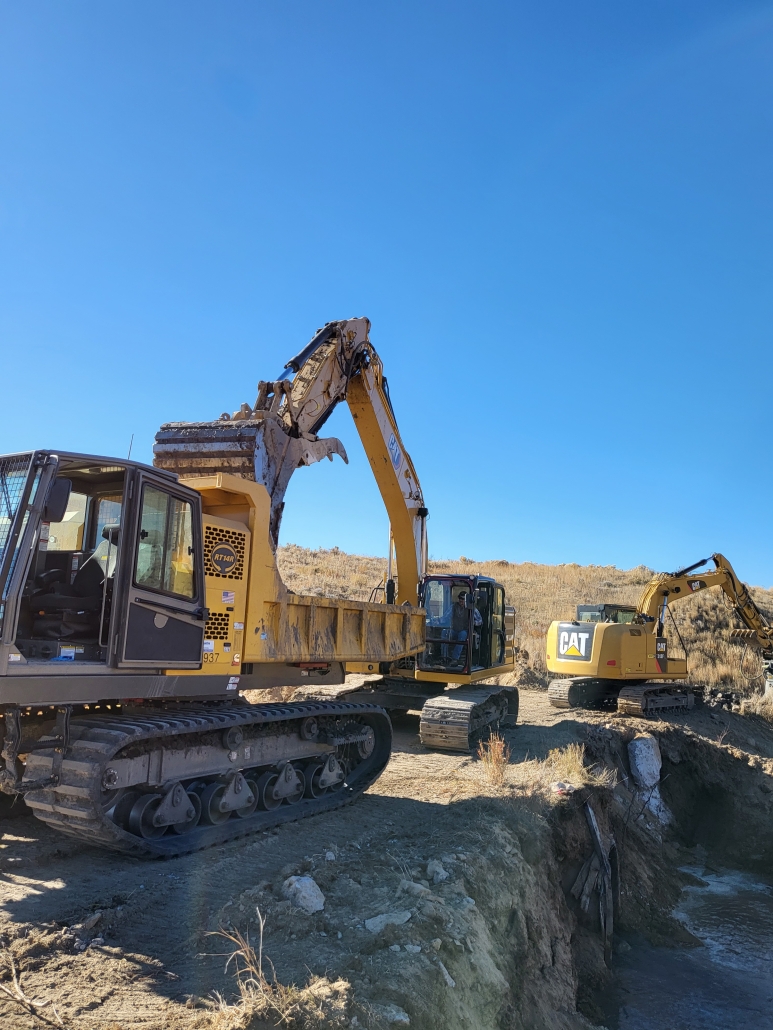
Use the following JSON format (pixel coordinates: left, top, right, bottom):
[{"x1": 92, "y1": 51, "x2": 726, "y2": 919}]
[{"x1": 2, "y1": 2, "x2": 772, "y2": 584}]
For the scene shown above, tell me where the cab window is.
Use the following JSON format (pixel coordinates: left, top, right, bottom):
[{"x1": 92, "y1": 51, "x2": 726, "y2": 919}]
[
  {"x1": 46, "y1": 492, "x2": 87, "y2": 552},
  {"x1": 135, "y1": 487, "x2": 196, "y2": 599}
]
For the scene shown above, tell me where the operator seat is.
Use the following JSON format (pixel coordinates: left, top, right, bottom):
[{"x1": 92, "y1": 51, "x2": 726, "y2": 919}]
[{"x1": 32, "y1": 525, "x2": 120, "y2": 641}]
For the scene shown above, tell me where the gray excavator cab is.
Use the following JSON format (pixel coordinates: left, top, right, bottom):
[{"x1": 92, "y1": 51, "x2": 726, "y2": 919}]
[
  {"x1": 1, "y1": 450, "x2": 206, "y2": 673},
  {"x1": 575, "y1": 604, "x2": 637, "y2": 625}
]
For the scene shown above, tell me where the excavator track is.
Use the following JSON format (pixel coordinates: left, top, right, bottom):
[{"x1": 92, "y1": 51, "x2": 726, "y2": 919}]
[
  {"x1": 20, "y1": 699, "x2": 391, "y2": 857},
  {"x1": 293, "y1": 682, "x2": 518, "y2": 753},
  {"x1": 617, "y1": 683, "x2": 694, "y2": 717},
  {"x1": 419, "y1": 688, "x2": 513, "y2": 752},
  {"x1": 547, "y1": 679, "x2": 619, "y2": 710}
]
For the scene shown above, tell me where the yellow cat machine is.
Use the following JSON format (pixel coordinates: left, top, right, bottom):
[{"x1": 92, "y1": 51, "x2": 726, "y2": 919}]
[
  {"x1": 545, "y1": 553, "x2": 773, "y2": 715},
  {"x1": 154, "y1": 317, "x2": 518, "y2": 752},
  {"x1": 0, "y1": 452, "x2": 425, "y2": 855}
]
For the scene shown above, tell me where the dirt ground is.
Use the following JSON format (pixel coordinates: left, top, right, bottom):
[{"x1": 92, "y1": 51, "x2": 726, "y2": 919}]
[{"x1": 1, "y1": 691, "x2": 772, "y2": 1030}]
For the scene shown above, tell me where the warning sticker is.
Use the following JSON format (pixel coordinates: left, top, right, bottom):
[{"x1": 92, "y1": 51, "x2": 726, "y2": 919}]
[
  {"x1": 203, "y1": 640, "x2": 214, "y2": 653},
  {"x1": 222, "y1": 590, "x2": 235, "y2": 605},
  {"x1": 227, "y1": 676, "x2": 240, "y2": 691}
]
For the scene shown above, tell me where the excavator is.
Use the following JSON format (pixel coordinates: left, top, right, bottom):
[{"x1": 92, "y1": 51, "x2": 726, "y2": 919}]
[
  {"x1": 154, "y1": 317, "x2": 519, "y2": 751},
  {"x1": 0, "y1": 448, "x2": 427, "y2": 852},
  {"x1": 545, "y1": 553, "x2": 773, "y2": 716}
]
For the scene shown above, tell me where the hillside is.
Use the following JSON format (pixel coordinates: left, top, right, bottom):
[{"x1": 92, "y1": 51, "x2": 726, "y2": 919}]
[{"x1": 277, "y1": 544, "x2": 773, "y2": 691}]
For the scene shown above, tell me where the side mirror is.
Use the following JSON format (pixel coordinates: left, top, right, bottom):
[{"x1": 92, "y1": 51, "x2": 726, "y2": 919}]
[
  {"x1": 465, "y1": 593, "x2": 475, "y2": 609},
  {"x1": 43, "y1": 479, "x2": 72, "y2": 523}
]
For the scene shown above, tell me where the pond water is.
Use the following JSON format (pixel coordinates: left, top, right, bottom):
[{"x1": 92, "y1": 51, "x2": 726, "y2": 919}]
[{"x1": 608, "y1": 867, "x2": 773, "y2": 1030}]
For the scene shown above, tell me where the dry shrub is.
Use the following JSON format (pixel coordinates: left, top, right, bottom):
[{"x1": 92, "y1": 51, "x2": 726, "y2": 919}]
[
  {"x1": 742, "y1": 693, "x2": 773, "y2": 723},
  {"x1": 547, "y1": 742, "x2": 615, "y2": 788},
  {"x1": 206, "y1": 913, "x2": 351, "y2": 1029},
  {"x1": 477, "y1": 732, "x2": 511, "y2": 788},
  {"x1": 506, "y1": 743, "x2": 615, "y2": 797}
]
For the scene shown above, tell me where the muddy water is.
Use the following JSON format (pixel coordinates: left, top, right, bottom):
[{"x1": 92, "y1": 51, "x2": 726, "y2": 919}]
[{"x1": 609, "y1": 868, "x2": 773, "y2": 1030}]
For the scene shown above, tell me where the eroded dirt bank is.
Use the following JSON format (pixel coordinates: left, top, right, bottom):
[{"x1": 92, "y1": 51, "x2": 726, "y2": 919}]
[{"x1": 1, "y1": 692, "x2": 772, "y2": 1030}]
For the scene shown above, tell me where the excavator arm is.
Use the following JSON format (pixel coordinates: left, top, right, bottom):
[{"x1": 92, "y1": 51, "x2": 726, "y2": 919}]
[
  {"x1": 636, "y1": 553, "x2": 773, "y2": 655},
  {"x1": 154, "y1": 318, "x2": 428, "y2": 605}
]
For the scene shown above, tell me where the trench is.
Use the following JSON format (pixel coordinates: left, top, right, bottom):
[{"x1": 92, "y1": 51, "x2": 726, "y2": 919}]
[{"x1": 573, "y1": 716, "x2": 773, "y2": 1030}]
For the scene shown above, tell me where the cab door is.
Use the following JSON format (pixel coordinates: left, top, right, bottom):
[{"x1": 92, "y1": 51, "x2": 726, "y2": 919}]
[
  {"x1": 491, "y1": 585, "x2": 506, "y2": 668},
  {"x1": 114, "y1": 474, "x2": 206, "y2": 668}
]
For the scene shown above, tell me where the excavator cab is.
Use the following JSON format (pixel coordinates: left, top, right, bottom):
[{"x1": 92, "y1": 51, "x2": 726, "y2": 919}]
[
  {"x1": 418, "y1": 574, "x2": 508, "y2": 675},
  {"x1": 2, "y1": 450, "x2": 206, "y2": 675},
  {"x1": 576, "y1": 604, "x2": 637, "y2": 625}
]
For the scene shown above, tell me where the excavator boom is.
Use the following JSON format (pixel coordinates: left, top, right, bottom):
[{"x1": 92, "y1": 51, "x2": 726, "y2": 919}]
[
  {"x1": 636, "y1": 553, "x2": 773, "y2": 655},
  {"x1": 154, "y1": 318, "x2": 428, "y2": 604}
]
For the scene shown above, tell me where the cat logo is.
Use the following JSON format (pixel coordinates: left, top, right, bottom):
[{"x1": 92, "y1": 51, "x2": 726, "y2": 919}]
[
  {"x1": 688, "y1": 579, "x2": 706, "y2": 592},
  {"x1": 556, "y1": 623, "x2": 594, "y2": 661}
]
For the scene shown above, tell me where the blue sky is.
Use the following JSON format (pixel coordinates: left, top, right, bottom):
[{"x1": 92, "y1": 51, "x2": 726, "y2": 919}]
[{"x1": 1, "y1": 2, "x2": 772, "y2": 584}]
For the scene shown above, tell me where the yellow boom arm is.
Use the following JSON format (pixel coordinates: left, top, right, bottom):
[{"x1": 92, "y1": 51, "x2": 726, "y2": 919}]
[{"x1": 636, "y1": 553, "x2": 773, "y2": 655}]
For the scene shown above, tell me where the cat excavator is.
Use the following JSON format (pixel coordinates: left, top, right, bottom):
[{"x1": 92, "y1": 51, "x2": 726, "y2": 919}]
[
  {"x1": 545, "y1": 553, "x2": 773, "y2": 715},
  {"x1": 154, "y1": 317, "x2": 519, "y2": 750}
]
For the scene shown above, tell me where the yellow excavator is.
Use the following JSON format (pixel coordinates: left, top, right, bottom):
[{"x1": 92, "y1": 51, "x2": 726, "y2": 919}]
[
  {"x1": 545, "y1": 553, "x2": 773, "y2": 715},
  {"x1": 155, "y1": 317, "x2": 519, "y2": 750}
]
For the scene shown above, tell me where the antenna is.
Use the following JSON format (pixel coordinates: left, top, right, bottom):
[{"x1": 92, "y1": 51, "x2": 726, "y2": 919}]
[{"x1": 127, "y1": 434, "x2": 134, "y2": 460}]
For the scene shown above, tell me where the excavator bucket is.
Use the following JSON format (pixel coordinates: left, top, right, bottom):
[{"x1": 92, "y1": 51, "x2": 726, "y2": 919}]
[{"x1": 154, "y1": 417, "x2": 347, "y2": 548}]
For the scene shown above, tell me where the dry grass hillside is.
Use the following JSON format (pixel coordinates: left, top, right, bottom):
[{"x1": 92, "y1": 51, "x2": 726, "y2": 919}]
[{"x1": 277, "y1": 544, "x2": 773, "y2": 692}]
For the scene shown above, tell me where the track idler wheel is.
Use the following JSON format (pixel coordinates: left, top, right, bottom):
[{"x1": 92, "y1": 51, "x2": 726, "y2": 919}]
[
  {"x1": 112, "y1": 789, "x2": 142, "y2": 830},
  {"x1": 128, "y1": 794, "x2": 167, "y2": 840},
  {"x1": 199, "y1": 782, "x2": 232, "y2": 825},
  {"x1": 257, "y1": 764, "x2": 305, "y2": 809},
  {"x1": 304, "y1": 763, "x2": 328, "y2": 799}
]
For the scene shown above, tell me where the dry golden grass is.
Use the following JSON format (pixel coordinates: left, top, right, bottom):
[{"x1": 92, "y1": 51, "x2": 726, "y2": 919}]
[
  {"x1": 477, "y1": 732, "x2": 511, "y2": 788},
  {"x1": 206, "y1": 916, "x2": 351, "y2": 1029},
  {"x1": 503, "y1": 742, "x2": 615, "y2": 797},
  {"x1": 277, "y1": 545, "x2": 773, "y2": 692}
]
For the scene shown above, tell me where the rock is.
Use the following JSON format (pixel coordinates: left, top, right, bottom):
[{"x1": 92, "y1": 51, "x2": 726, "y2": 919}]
[
  {"x1": 90, "y1": 937, "x2": 105, "y2": 947},
  {"x1": 426, "y1": 859, "x2": 449, "y2": 883},
  {"x1": 398, "y1": 879, "x2": 432, "y2": 898},
  {"x1": 364, "y1": 910, "x2": 412, "y2": 934},
  {"x1": 372, "y1": 1003, "x2": 411, "y2": 1025},
  {"x1": 430, "y1": 938, "x2": 442, "y2": 951},
  {"x1": 405, "y1": 944, "x2": 421, "y2": 954},
  {"x1": 551, "y1": 781, "x2": 575, "y2": 795},
  {"x1": 389, "y1": 943, "x2": 401, "y2": 952},
  {"x1": 83, "y1": 912, "x2": 102, "y2": 931},
  {"x1": 282, "y1": 876, "x2": 325, "y2": 914},
  {"x1": 438, "y1": 960, "x2": 456, "y2": 988},
  {"x1": 627, "y1": 734, "x2": 671, "y2": 824},
  {"x1": 460, "y1": 896, "x2": 476, "y2": 908},
  {"x1": 325, "y1": 851, "x2": 336, "y2": 862},
  {"x1": 617, "y1": 940, "x2": 631, "y2": 954},
  {"x1": 628, "y1": 734, "x2": 662, "y2": 789}
]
